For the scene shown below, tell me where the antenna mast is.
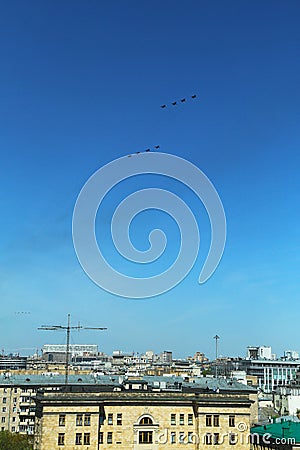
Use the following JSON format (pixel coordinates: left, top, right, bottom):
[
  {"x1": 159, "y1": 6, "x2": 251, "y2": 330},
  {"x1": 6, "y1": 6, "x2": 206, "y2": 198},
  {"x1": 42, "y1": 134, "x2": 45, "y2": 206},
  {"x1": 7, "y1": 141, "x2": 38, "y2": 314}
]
[
  {"x1": 38, "y1": 314, "x2": 107, "y2": 384},
  {"x1": 213, "y1": 334, "x2": 220, "y2": 378}
]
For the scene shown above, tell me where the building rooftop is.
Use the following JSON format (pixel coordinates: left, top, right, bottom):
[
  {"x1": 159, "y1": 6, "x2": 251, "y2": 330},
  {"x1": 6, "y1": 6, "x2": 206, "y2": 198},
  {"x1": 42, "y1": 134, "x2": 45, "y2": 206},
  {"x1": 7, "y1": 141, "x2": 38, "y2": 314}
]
[
  {"x1": 0, "y1": 373, "x2": 256, "y2": 392},
  {"x1": 252, "y1": 420, "x2": 300, "y2": 444}
]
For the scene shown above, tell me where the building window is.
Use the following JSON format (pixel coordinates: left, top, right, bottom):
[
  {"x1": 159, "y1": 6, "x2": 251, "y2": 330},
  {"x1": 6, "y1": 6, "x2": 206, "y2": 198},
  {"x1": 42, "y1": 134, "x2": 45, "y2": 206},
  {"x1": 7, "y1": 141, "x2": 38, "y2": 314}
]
[
  {"x1": 206, "y1": 415, "x2": 212, "y2": 427},
  {"x1": 213, "y1": 415, "x2": 220, "y2": 427},
  {"x1": 188, "y1": 432, "x2": 194, "y2": 443},
  {"x1": 229, "y1": 415, "x2": 235, "y2": 427},
  {"x1": 58, "y1": 433, "x2": 65, "y2": 446},
  {"x1": 108, "y1": 413, "x2": 113, "y2": 425},
  {"x1": 99, "y1": 432, "x2": 103, "y2": 444},
  {"x1": 59, "y1": 415, "x2": 66, "y2": 426},
  {"x1": 229, "y1": 433, "x2": 237, "y2": 445},
  {"x1": 139, "y1": 417, "x2": 153, "y2": 425},
  {"x1": 171, "y1": 413, "x2": 176, "y2": 425},
  {"x1": 14, "y1": 388, "x2": 17, "y2": 393},
  {"x1": 139, "y1": 431, "x2": 153, "y2": 444},
  {"x1": 205, "y1": 433, "x2": 212, "y2": 445},
  {"x1": 84, "y1": 414, "x2": 91, "y2": 426},
  {"x1": 2, "y1": 408, "x2": 6, "y2": 413},
  {"x1": 107, "y1": 432, "x2": 113, "y2": 444},
  {"x1": 171, "y1": 432, "x2": 176, "y2": 443},
  {"x1": 12, "y1": 417, "x2": 16, "y2": 423},
  {"x1": 2, "y1": 398, "x2": 6, "y2": 404},
  {"x1": 12, "y1": 426, "x2": 15, "y2": 432},
  {"x1": 75, "y1": 433, "x2": 82, "y2": 445},
  {"x1": 3, "y1": 389, "x2": 7, "y2": 393},
  {"x1": 117, "y1": 413, "x2": 122, "y2": 425},
  {"x1": 179, "y1": 432, "x2": 185, "y2": 444},
  {"x1": 188, "y1": 414, "x2": 193, "y2": 425},
  {"x1": 213, "y1": 433, "x2": 219, "y2": 445},
  {"x1": 76, "y1": 414, "x2": 83, "y2": 426},
  {"x1": 84, "y1": 433, "x2": 90, "y2": 445},
  {"x1": 179, "y1": 413, "x2": 184, "y2": 425},
  {"x1": 1, "y1": 418, "x2": 5, "y2": 423},
  {"x1": 12, "y1": 407, "x2": 17, "y2": 413}
]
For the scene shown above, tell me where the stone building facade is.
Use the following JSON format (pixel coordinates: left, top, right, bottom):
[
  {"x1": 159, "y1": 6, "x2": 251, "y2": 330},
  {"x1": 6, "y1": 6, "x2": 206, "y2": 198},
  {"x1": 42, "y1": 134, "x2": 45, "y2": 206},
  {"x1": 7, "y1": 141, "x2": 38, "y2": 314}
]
[{"x1": 34, "y1": 380, "x2": 257, "y2": 449}]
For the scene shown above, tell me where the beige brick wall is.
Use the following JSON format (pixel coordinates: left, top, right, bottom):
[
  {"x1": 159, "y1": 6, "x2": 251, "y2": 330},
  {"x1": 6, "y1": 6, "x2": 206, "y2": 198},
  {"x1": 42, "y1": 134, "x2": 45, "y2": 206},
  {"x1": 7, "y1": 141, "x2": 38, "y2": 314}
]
[{"x1": 35, "y1": 391, "x2": 255, "y2": 450}]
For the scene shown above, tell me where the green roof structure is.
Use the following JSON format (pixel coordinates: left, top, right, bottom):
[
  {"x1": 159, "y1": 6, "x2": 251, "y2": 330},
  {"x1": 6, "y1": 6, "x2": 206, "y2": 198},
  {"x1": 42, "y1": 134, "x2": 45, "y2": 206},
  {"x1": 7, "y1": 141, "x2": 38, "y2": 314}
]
[{"x1": 251, "y1": 420, "x2": 300, "y2": 447}]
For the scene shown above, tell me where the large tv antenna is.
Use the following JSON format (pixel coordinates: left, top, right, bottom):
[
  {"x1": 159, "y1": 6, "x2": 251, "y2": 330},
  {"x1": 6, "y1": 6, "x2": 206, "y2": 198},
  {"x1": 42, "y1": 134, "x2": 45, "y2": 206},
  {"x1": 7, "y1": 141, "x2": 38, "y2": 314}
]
[{"x1": 38, "y1": 314, "x2": 107, "y2": 384}]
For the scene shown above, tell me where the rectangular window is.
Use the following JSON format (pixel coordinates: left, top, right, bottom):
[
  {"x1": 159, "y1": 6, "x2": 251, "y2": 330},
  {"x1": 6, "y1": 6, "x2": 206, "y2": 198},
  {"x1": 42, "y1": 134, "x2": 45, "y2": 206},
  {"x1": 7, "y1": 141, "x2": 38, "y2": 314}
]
[
  {"x1": 59, "y1": 415, "x2": 66, "y2": 426},
  {"x1": 206, "y1": 415, "x2": 212, "y2": 427},
  {"x1": 2, "y1": 398, "x2": 6, "y2": 404},
  {"x1": 75, "y1": 433, "x2": 82, "y2": 445},
  {"x1": 3, "y1": 388, "x2": 7, "y2": 393},
  {"x1": 84, "y1": 433, "x2": 90, "y2": 445},
  {"x1": 213, "y1": 433, "x2": 219, "y2": 445},
  {"x1": 84, "y1": 414, "x2": 91, "y2": 426},
  {"x1": 58, "y1": 433, "x2": 65, "y2": 446},
  {"x1": 139, "y1": 431, "x2": 153, "y2": 444},
  {"x1": 13, "y1": 407, "x2": 17, "y2": 413},
  {"x1": 229, "y1": 433, "x2": 237, "y2": 445},
  {"x1": 188, "y1": 414, "x2": 193, "y2": 425},
  {"x1": 12, "y1": 417, "x2": 16, "y2": 423},
  {"x1": 14, "y1": 388, "x2": 17, "y2": 394},
  {"x1": 171, "y1": 413, "x2": 176, "y2": 425},
  {"x1": 188, "y1": 432, "x2": 194, "y2": 443},
  {"x1": 213, "y1": 415, "x2": 220, "y2": 427},
  {"x1": 1, "y1": 417, "x2": 5, "y2": 423},
  {"x1": 107, "y1": 432, "x2": 113, "y2": 444},
  {"x1": 99, "y1": 432, "x2": 103, "y2": 444},
  {"x1": 117, "y1": 413, "x2": 122, "y2": 425},
  {"x1": 12, "y1": 426, "x2": 15, "y2": 432},
  {"x1": 171, "y1": 432, "x2": 176, "y2": 444},
  {"x1": 205, "y1": 433, "x2": 212, "y2": 445},
  {"x1": 108, "y1": 413, "x2": 113, "y2": 425},
  {"x1": 76, "y1": 414, "x2": 83, "y2": 426},
  {"x1": 2, "y1": 408, "x2": 6, "y2": 413},
  {"x1": 229, "y1": 415, "x2": 235, "y2": 427},
  {"x1": 179, "y1": 432, "x2": 185, "y2": 443},
  {"x1": 179, "y1": 413, "x2": 184, "y2": 425}
]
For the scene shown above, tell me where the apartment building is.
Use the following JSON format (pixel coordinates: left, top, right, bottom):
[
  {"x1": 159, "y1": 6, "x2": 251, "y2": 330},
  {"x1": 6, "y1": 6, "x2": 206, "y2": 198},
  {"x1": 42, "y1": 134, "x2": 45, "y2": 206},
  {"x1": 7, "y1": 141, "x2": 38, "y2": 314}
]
[
  {"x1": 0, "y1": 373, "x2": 114, "y2": 435},
  {"x1": 34, "y1": 377, "x2": 258, "y2": 450}
]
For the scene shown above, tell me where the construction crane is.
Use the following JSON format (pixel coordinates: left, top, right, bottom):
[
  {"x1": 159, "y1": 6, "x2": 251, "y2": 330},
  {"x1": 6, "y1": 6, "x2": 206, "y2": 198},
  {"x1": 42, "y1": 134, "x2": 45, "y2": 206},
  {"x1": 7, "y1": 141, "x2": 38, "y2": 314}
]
[{"x1": 38, "y1": 314, "x2": 107, "y2": 384}]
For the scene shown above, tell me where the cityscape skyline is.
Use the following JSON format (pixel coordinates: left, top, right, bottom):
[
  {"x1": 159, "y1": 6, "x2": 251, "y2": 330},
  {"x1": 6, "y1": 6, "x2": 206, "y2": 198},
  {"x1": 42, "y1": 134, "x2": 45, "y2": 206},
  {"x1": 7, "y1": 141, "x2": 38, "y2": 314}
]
[
  {"x1": 2, "y1": 339, "x2": 300, "y2": 362},
  {"x1": 1, "y1": 1, "x2": 299, "y2": 357}
]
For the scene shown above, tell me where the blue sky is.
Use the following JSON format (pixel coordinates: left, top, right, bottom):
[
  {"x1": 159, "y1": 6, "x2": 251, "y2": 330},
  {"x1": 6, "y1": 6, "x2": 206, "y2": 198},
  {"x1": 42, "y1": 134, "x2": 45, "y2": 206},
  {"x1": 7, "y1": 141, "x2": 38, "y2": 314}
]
[{"x1": 0, "y1": 1, "x2": 299, "y2": 359}]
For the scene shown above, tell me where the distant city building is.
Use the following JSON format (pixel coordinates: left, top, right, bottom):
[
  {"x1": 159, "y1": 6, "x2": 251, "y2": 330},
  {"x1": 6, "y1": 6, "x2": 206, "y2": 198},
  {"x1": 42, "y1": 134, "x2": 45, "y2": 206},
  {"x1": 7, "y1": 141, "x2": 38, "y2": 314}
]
[
  {"x1": 193, "y1": 351, "x2": 209, "y2": 363},
  {"x1": 0, "y1": 355, "x2": 27, "y2": 370},
  {"x1": 42, "y1": 344, "x2": 98, "y2": 357},
  {"x1": 160, "y1": 351, "x2": 173, "y2": 364},
  {"x1": 247, "y1": 346, "x2": 275, "y2": 360},
  {"x1": 42, "y1": 344, "x2": 98, "y2": 363},
  {"x1": 284, "y1": 350, "x2": 300, "y2": 361}
]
